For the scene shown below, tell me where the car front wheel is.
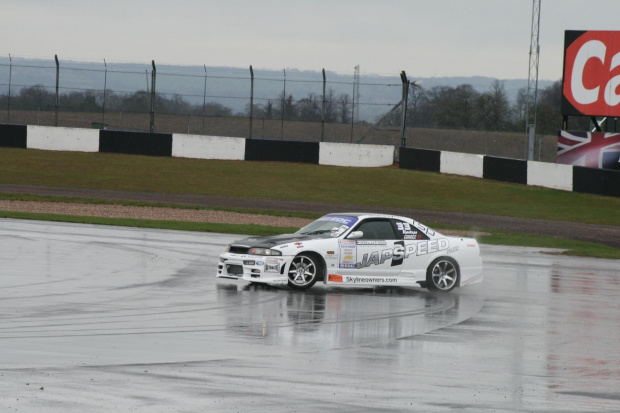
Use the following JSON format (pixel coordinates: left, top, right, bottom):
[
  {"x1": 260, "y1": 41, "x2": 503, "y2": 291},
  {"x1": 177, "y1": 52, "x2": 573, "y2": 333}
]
[
  {"x1": 426, "y1": 257, "x2": 459, "y2": 292},
  {"x1": 287, "y1": 254, "x2": 321, "y2": 290}
]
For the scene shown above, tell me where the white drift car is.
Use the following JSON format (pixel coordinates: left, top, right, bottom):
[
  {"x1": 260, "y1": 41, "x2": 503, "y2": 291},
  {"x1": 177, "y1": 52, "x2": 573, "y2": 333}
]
[{"x1": 217, "y1": 213, "x2": 483, "y2": 292}]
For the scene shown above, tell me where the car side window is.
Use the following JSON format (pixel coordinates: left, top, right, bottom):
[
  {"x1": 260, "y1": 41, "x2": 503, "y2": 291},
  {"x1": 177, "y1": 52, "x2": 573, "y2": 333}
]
[
  {"x1": 354, "y1": 220, "x2": 398, "y2": 240},
  {"x1": 395, "y1": 220, "x2": 429, "y2": 240}
]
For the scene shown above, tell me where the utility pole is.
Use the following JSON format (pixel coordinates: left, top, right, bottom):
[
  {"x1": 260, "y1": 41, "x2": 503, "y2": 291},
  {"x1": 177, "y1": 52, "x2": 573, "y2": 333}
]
[{"x1": 525, "y1": 0, "x2": 541, "y2": 160}]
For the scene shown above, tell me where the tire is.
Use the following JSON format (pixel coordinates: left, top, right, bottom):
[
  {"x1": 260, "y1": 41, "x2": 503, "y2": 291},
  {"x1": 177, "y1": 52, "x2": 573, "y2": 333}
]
[
  {"x1": 426, "y1": 257, "x2": 459, "y2": 292},
  {"x1": 287, "y1": 254, "x2": 321, "y2": 290}
]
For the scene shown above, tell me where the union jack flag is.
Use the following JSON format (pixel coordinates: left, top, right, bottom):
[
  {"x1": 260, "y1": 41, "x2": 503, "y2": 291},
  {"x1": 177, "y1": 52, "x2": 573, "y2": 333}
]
[{"x1": 557, "y1": 131, "x2": 620, "y2": 170}]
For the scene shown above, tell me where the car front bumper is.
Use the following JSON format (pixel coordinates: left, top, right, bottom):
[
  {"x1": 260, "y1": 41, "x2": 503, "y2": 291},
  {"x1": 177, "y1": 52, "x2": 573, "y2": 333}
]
[{"x1": 217, "y1": 252, "x2": 291, "y2": 285}]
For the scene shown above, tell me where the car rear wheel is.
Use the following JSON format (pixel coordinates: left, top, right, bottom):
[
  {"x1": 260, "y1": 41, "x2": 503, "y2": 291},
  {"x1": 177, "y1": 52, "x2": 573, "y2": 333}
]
[
  {"x1": 426, "y1": 257, "x2": 459, "y2": 292},
  {"x1": 288, "y1": 254, "x2": 321, "y2": 290}
]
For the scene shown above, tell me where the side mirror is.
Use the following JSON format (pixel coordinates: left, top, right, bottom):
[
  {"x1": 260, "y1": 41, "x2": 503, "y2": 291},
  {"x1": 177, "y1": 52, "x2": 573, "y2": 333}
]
[{"x1": 347, "y1": 231, "x2": 363, "y2": 239}]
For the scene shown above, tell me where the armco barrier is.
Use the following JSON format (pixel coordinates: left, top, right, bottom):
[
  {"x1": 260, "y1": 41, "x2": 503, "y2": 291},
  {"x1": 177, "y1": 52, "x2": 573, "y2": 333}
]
[
  {"x1": 399, "y1": 147, "x2": 441, "y2": 172},
  {"x1": 27, "y1": 125, "x2": 99, "y2": 152},
  {"x1": 440, "y1": 151, "x2": 484, "y2": 178},
  {"x1": 172, "y1": 134, "x2": 245, "y2": 160},
  {"x1": 527, "y1": 161, "x2": 573, "y2": 191},
  {"x1": 245, "y1": 139, "x2": 319, "y2": 164},
  {"x1": 99, "y1": 130, "x2": 173, "y2": 157},
  {"x1": 483, "y1": 156, "x2": 528, "y2": 184},
  {"x1": 573, "y1": 166, "x2": 620, "y2": 198},
  {"x1": 319, "y1": 142, "x2": 394, "y2": 167},
  {"x1": 0, "y1": 123, "x2": 27, "y2": 148}
]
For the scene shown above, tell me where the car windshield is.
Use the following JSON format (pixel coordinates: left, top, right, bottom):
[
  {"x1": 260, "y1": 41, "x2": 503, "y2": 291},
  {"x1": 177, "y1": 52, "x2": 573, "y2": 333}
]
[{"x1": 295, "y1": 215, "x2": 359, "y2": 238}]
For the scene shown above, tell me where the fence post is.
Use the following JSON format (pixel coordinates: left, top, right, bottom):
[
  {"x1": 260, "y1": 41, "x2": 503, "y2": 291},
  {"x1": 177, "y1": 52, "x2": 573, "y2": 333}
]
[
  {"x1": 249, "y1": 65, "x2": 254, "y2": 138},
  {"x1": 350, "y1": 80, "x2": 355, "y2": 142},
  {"x1": 321, "y1": 69, "x2": 326, "y2": 142},
  {"x1": 400, "y1": 71, "x2": 410, "y2": 148},
  {"x1": 281, "y1": 69, "x2": 286, "y2": 139},
  {"x1": 7, "y1": 54, "x2": 11, "y2": 122},
  {"x1": 150, "y1": 60, "x2": 156, "y2": 133},
  {"x1": 202, "y1": 65, "x2": 207, "y2": 134},
  {"x1": 54, "y1": 54, "x2": 59, "y2": 127},
  {"x1": 102, "y1": 59, "x2": 107, "y2": 123}
]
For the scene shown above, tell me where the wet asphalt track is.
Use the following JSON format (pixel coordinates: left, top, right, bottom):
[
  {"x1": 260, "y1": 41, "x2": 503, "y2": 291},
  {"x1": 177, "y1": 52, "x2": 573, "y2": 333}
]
[{"x1": 0, "y1": 219, "x2": 619, "y2": 412}]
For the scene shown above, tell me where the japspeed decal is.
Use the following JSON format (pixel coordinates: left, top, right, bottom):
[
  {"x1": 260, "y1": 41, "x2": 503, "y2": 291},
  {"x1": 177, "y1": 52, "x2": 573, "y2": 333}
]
[{"x1": 356, "y1": 239, "x2": 449, "y2": 269}]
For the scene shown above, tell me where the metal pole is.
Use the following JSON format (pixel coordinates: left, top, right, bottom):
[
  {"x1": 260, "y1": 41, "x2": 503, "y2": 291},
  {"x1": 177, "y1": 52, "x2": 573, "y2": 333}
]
[
  {"x1": 350, "y1": 80, "x2": 355, "y2": 142},
  {"x1": 54, "y1": 54, "x2": 59, "y2": 127},
  {"x1": 202, "y1": 65, "x2": 207, "y2": 134},
  {"x1": 7, "y1": 54, "x2": 11, "y2": 122},
  {"x1": 102, "y1": 59, "x2": 107, "y2": 123},
  {"x1": 150, "y1": 60, "x2": 156, "y2": 133},
  {"x1": 281, "y1": 69, "x2": 285, "y2": 139},
  {"x1": 525, "y1": 0, "x2": 541, "y2": 160},
  {"x1": 399, "y1": 71, "x2": 409, "y2": 148},
  {"x1": 321, "y1": 68, "x2": 326, "y2": 142},
  {"x1": 249, "y1": 65, "x2": 254, "y2": 138}
]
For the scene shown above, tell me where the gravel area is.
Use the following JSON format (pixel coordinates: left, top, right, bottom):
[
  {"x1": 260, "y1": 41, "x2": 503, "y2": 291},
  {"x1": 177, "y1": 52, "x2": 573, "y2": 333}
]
[
  {"x1": 0, "y1": 200, "x2": 490, "y2": 237},
  {"x1": 0, "y1": 200, "x2": 312, "y2": 228}
]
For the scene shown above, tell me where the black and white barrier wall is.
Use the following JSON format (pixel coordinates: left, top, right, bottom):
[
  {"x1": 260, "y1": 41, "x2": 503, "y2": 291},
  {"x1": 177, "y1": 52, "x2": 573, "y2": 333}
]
[
  {"x1": 399, "y1": 147, "x2": 618, "y2": 198},
  {"x1": 0, "y1": 124, "x2": 618, "y2": 198}
]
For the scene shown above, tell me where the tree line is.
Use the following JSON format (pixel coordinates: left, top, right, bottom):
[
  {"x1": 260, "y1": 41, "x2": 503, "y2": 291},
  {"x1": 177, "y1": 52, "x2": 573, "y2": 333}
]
[
  {"x1": 0, "y1": 85, "x2": 233, "y2": 117},
  {"x1": 0, "y1": 80, "x2": 579, "y2": 134},
  {"x1": 390, "y1": 79, "x2": 584, "y2": 135}
]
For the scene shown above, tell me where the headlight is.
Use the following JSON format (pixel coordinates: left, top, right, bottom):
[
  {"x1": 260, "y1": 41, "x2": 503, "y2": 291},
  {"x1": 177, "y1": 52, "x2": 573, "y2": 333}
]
[
  {"x1": 223, "y1": 245, "x2": 230, "y2": 252},
  {"x1": 249, "y1": 248, "x2": 282, "y2": 256}
]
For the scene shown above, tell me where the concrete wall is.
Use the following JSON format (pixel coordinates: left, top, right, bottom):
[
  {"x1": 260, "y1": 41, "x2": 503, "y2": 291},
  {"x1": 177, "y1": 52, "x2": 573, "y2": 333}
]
[
  {"x1": 319, "y1": 142, "x2": 394, "y2": 167},
  {"x1": 172, "y1": 134, "x2": 245, "y2": 160},
  {"x1": 0, "y1": 124, "x2": 27, "y2": 148},
  {"x1": 527, "y1": 161, "x2": 573, "y2": 191},
  {"x1": 483, "y1": 156, "x2": 528, "y2": 185},
  {"x1": 27, "y1": 126, "x2": 99, "y2": 152},
  {"x1": 245, "y1": 139, "x2": 320, "y2": 163},
  {"x1": 399, "y1": 147, "x2": 441, "y2": 172},
  {"x1": 440, "y1": 151, "x2": 484, "y2": 178}
]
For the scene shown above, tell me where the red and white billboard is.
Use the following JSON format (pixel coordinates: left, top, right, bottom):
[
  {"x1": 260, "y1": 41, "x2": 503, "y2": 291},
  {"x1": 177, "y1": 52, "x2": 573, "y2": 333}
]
[{"x1": 562, "y1": 30, "x2": 620, "y2": 117}]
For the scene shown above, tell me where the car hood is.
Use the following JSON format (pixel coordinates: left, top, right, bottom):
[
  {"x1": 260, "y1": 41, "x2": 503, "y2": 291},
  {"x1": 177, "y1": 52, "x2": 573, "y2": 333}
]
[{"x1": 231, "y1": 233, "x2": 325, "y2": 249}]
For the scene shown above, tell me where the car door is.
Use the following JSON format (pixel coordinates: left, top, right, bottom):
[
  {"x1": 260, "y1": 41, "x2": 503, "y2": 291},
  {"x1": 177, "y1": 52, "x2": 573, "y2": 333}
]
[{"x1": 339, "y1": 218, "x2": 403, "y2": 277}]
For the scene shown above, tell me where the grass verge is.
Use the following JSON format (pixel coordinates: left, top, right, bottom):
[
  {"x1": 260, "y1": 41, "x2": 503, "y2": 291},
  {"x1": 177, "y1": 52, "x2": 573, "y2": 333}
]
[{"x1": 1, "y1": 148, "x2": 619, "y2": 226}]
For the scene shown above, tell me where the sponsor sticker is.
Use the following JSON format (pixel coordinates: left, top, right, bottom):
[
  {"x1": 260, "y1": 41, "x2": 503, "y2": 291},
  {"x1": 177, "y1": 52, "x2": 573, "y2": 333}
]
[
  {"x1": 318, "y1": 215, "x2": 359, "y2": 226},
  {"x1": 328, "y1": 274, "x2": 343, "y2": 282},
  {"x1": 357, "y1": 240, "x2": 387, "y2": 246},
  {"x1": 339, "y1": 239, "x2": 357, "y2": 268},
  {"x1": 343, "y1": 276, "x2": 398, "y2": 284}
]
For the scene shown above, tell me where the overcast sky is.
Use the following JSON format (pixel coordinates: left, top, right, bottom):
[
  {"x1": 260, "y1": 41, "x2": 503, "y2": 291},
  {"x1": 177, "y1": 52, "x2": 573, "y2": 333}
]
[{"x1": 1, "y1": 0, "x2": 619, "y2": 80}]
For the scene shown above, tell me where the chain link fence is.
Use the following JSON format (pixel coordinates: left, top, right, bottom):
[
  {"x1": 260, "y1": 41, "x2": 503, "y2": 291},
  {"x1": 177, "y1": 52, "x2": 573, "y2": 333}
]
[
  {"x1": 0, "y1": 55, "x2": 557, "y2": 160},
  {"x1": 0, "y1": 56, "x2": 404, "y2": 145}
]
